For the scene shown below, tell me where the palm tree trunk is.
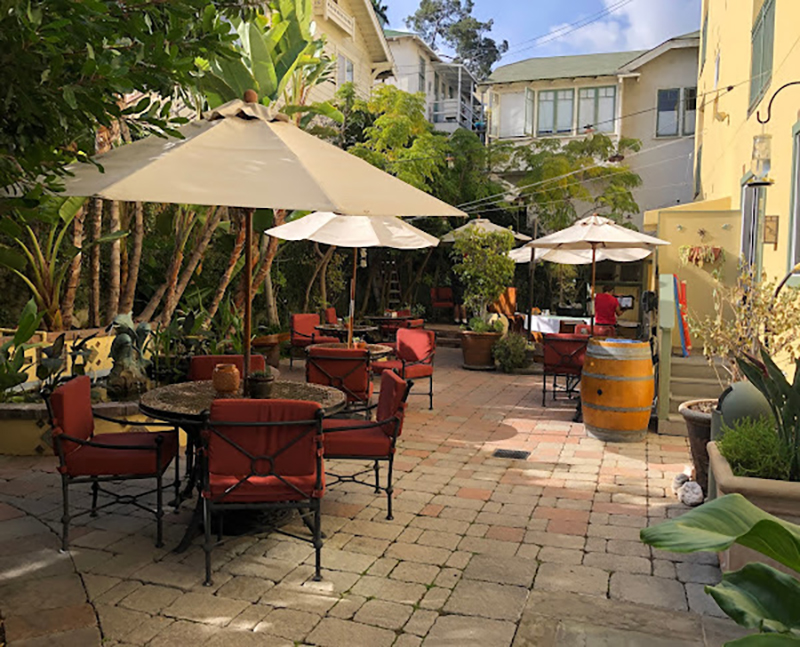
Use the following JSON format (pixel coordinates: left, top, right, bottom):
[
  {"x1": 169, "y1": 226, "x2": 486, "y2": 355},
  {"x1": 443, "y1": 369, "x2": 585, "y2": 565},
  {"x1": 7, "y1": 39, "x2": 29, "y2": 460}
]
[
  {"x1": 119, "y1": 202, "x2": 143, "y2": 315},
  {"x1": 106, "y1": 201, "x2": 121, "y2": 324},
  {"x1": 88, "y1": 199, "x2": 102, "y2": 328},
  {"x1": 60, "y1": 206, "x2": 85, "y2": 329},
  {"x1": 206, "y1": 211, "x2": 246, "y2": 322}
]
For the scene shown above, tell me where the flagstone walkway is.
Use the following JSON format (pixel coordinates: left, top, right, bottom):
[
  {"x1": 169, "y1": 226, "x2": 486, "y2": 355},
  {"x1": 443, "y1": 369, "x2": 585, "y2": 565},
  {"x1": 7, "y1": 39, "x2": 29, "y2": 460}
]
[{"x1": 0, "y1": 348, "x2": 748, "y2": 646}]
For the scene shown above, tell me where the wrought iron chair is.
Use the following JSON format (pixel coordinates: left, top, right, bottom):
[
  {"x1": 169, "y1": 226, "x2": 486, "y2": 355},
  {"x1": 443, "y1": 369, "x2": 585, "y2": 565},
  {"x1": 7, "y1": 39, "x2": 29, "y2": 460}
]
[
  {"x1": 542, "y1": 333, "x2": 589, "y2": 406},
  {"x1": 200, "y1": 399, "x2": 325, "y2": 585},
  {"x1": 324, "y1": 307, "x2": 338, "y2": 325},
  {"x1": 46, "y1": 376, "x2": 180, "y2": 550},
  {"x1": 289, "y1": 314, "x2": 338, "y2": 368},
  {"x1": 372, "y1": 328, "x2": 435, "y2": 409},
  {"x1": 323, "y1": 371, "x2": 411, "y2": 520},
  {"x1": 306, "y1": 346, "x2": 373, "y2": 411}
]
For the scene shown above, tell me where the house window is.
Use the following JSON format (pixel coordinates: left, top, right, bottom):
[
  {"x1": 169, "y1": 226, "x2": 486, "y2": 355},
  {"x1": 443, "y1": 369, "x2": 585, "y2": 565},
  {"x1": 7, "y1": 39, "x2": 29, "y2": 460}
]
[
  {"x1": 499, "y1": 92, "x2": 526, "y2": 138},
  {"x1": 741, "y1": 182, "x2": 765, "y2": 267},
  {"x1": 750, "y1": 0, "x2": 775, "y2": 109},
  {"x1": 338, "y1": 55, "x2": 354, "y2": 85},
  {"x1": 656, "y1": 88, "x2": 696, "y2": 137},
  {"x1": 578, "y1": 87, "x2": 616, "y2": 133},
  {"x1": 418, "y1": 57, "x2": 426, "y2": 94},
  {"x1": 538, "y1": 89, "x2": 574, "y2": 135},
  {"x1": 448, "y1": 86, "x2": 454, "y2": 99}
]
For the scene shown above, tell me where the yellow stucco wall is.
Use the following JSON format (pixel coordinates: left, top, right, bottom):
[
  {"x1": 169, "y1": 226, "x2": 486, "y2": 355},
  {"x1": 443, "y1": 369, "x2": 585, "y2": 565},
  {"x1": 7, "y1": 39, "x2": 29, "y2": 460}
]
[{"x1": 694, "y1": 0, "x2": 800, "y2": 281}]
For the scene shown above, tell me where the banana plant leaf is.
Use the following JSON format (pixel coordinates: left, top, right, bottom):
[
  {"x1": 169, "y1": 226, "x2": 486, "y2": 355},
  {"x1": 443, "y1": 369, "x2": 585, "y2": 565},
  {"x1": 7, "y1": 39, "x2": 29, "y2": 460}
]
[
  {"x1": 640, "y1": 494, "x2": 800, "y2": 573},
  {"x1": 706, "y1": 563, "x2": 800, "y2": 633},
  {"x1": 725, "y1": 635, "x2": 800, "y2": 646}
]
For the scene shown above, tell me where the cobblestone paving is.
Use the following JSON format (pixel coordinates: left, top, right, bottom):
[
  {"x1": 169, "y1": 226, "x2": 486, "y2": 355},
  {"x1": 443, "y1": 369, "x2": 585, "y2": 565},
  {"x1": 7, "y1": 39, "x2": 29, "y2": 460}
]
[{"x1": 0, "y1": 349, "x2": 746, "y2": 646}]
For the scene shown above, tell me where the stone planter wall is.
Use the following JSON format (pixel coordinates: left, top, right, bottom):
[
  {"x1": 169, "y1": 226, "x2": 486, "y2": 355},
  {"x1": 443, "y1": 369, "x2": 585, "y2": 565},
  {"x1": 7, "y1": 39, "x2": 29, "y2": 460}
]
[{"x1": 708, "y1": 441, "x2": 800, "y2": 576}]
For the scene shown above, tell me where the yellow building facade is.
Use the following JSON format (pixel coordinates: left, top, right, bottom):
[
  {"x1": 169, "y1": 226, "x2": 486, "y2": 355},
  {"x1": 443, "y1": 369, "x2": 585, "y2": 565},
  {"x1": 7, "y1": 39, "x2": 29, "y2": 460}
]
[{"x1": 645, "y1": 0, "x2": 800, "y2": 344}]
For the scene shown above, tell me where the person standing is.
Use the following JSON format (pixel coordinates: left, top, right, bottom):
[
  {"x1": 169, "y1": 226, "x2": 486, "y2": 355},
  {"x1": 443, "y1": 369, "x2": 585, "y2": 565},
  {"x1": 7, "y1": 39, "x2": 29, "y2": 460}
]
[
  {"x1": 450, "y1": 265, "x2": 467, "y2": 324},
  {"x1": 594, "y1": 285, "x2": 623, "y2": 326}
]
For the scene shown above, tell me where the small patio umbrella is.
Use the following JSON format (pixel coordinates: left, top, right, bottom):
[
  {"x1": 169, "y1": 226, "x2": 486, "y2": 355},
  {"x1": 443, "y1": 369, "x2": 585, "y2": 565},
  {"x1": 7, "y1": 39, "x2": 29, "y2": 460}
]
[
  {"x1": 441, "y1": 218, "x2": 531, "y2": 243},
  {"x1": 509, "y1": 246, "x2": 652, "y2": 264},
  {"x1": 57, "y1": 96, "x2": 464, "y2": 380},
  {"x1": 524, "y1": 215, "x2": 669, "y2": 331},
  {"x1": 264, "y1": 212, "x2": 439, "y2": 345}
]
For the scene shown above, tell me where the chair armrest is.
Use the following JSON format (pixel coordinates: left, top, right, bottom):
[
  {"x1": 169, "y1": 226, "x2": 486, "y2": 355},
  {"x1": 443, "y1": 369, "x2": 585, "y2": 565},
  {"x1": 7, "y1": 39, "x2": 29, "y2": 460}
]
[
  {"x1": 322, "y1": 415, "x2": 398, "y2": 433},
  {"x1": 325, "y1": 402, "x2": 378, "y2": 419},
  {"x1": 401, "y1": 349, "x2": 435, "y2": 367},
  {"x1": 57, "y1": 433, "x2": 165, "y2": 452},
  {"x1": 93, "y1": 412, "x2": 178, "y2": 429}
]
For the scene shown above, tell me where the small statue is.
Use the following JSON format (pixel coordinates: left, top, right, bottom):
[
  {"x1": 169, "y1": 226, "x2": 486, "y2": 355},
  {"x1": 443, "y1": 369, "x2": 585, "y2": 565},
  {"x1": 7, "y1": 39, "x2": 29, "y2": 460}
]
[{"x1": 107, "y1": 313, "x2": 152, "y2": 398}]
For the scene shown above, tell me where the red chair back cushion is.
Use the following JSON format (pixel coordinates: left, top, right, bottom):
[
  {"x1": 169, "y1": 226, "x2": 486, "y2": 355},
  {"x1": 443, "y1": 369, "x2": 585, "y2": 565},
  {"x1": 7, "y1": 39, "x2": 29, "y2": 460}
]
[
  {"x1": 207, "y1": 399, "x2": 321, "y2": 478},
  {"x1": 50, "y1": 376, "x2": 94, "y2": 456},
  {"x1": 291, "y1": 313, "x2": 320, "y2": 343},
  {"x1": 405, "y1": 319, "x2": 424, "y2": 328},
  {"x1": 324, "y1": 307, "x2": 338, "y2": 324},
  {"x1": 376, "y1": 371, "x2": 409, "y2": 437},
  {"x1": 188, "y1": 355, "x2": 266, "y2": 381},
  {"x1": 306, "y1": 347, "x2": 371, "y2": 402},
  {"x1": 397, "y1": 328, "x2": 435, "y2": 363},
  {"x1": 542, "y1": 334, "x2": 588, "y2": 376}
]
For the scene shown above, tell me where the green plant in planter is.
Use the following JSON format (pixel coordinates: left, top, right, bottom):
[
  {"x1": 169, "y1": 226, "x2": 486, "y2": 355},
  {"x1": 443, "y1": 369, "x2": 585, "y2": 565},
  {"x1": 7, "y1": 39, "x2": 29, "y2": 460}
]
[
  {"x1": 738, "y1": 349, "x2": 800, "y2": 482},
  {"x1": 642, "y1": 494, "x2": 800, "y2": 645},
  {"x1": 718, "y1": 417, "x2": 792, "y2": 481},
  {"x1": 466, "y1": 317, "x2": 503, "y2": 334},
  {"x1": 452, "y1": 229, "x2": 515, "y2": 323},
  {"x1": 493, "y1": 332, "x2": 529, "y2": 373},
  {"x1": 0, "y1": 299, "x2": 42, "y2": 399},
  {"x1": 251, "y1": 368, "x2": 273, "y2": 378}
]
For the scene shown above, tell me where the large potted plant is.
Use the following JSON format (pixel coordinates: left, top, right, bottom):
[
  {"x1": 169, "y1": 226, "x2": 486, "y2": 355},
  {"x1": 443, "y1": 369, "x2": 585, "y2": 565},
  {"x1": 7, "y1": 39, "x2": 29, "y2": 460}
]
[
  {"x1": 451, "y1": 229, "x2": 515, "y2": 370},
  {"x1": 685, "y1": 268, "x2": 800, "y2": 494}
]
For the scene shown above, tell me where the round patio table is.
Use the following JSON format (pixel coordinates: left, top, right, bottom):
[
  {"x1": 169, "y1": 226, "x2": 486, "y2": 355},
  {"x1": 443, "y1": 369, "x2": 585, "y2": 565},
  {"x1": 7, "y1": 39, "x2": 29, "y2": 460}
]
[
  {"x1": 140, "y1": 380, "x2": 345, "y2": 552},
  {"x1": 308, "y1": 342, "x2": 394, "y2": 361},
  {"x1": 364, "y1": 314, "x2": 414, "y2": 323},
  {"x1": 315, "y1": 323, "x2": 379, "y2": 342}
]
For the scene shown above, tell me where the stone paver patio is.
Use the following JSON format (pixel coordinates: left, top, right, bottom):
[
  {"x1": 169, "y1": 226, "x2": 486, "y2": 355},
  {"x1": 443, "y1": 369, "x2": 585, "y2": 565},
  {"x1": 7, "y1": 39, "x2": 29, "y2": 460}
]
[{"x1": 0, "y1": 348, "x2": 748, "y2": 646}]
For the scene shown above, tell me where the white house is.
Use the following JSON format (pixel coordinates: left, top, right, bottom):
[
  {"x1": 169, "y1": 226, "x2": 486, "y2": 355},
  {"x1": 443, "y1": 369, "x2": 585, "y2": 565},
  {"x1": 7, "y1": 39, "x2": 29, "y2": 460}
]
[
  {"x1": 382, "y1": 29, "x2": 482, "y2": 133},
  {"x1": 482, "y1": 32, "x2": 700, "y2": 227}
]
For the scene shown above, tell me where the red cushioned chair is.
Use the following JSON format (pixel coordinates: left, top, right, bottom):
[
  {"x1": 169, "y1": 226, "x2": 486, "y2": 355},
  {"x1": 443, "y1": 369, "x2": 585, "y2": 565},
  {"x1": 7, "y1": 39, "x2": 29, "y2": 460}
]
[
  {"x1": 290, "y1": 314, "x2": 339, "y2": 368},
  {"x1": 306, "y1": 346, "x2": 373, "y2": 411},
  {"x1": 188, "y1": 354, "x2": 266, "y2": 381},
  {"x1": 383, "y1": 319, "x2": 425, "y2": 354},
  {"x1": 46, "y1": 376, "x2": 180, "y2": 550},
  {"x1": 430, "y1": 287, "x2": 454, "y2": 310},
  {"x1": 323, "y1": 371, "x2": 411, "y2": 520},
  {"x1": 372, "y1": 328, "x2": 435, "y2": 409},
  {"x1": 324, "y1": 307, "x2": 338, "y2": 325},
  {"x1": 200, "y1": 399, "x2": 325, "y2": 585},
  {"x1": 542, "y1": 333, "x2": 589, "y2": 407},
  {"x1": 574, "y1": 323, "x2": 616, "y2": 338}
]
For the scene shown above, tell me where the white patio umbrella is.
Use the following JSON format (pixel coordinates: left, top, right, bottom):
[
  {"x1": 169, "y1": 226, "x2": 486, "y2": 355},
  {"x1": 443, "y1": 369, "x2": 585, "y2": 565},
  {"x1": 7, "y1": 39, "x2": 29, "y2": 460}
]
[
  {"x1": 509, "y1": 246, "x2": 652, "y2": 264},
  {"x1": 265, "y1": 212, "x2": 439, "y2": 345},
  {"x1": 57, "y1": 96, "x2": 464, "y2": 378},
  {"x1": 524, "y1": 215, "x2": 669, "y2": 331},
  {"x1": 441, "y1": 218, "x2": 531, "y2": 243}
]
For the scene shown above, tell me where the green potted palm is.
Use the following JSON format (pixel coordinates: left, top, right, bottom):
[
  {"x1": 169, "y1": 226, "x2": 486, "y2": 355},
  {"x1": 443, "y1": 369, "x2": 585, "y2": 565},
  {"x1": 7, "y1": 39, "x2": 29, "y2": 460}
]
[{"x1": 451, "y1": 229, "x2": 515, "y2": 370}]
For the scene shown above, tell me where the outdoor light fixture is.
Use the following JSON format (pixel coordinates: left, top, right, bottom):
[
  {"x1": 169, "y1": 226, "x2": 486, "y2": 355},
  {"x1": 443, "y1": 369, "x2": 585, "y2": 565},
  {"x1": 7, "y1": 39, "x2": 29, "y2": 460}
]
[{"x1": 748, "y1": 133, "x2": 774, "y2": 187}]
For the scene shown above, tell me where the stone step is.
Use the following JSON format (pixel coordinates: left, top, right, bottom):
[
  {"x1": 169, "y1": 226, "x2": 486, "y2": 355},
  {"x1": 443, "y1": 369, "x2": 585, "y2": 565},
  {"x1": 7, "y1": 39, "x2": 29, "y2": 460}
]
[
  {"x1": 669, "y1": 355, "x2": 725, "y2": 380},
  {"x1": 669, "y1": 376, "x2": 723, "y2": 402},
  {"x1": 659, "y1": 413, "x2": 688, "y2": 436}
]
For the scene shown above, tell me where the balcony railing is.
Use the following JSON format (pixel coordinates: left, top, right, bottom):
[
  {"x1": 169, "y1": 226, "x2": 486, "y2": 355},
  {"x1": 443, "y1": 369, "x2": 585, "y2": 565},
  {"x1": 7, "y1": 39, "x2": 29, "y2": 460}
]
[
  {"x1": 429, "y1": 97, "x2": 478, "y2": 131},
  {"x1": 313, "y1": 0, "x2": 355, "y2": 36}
]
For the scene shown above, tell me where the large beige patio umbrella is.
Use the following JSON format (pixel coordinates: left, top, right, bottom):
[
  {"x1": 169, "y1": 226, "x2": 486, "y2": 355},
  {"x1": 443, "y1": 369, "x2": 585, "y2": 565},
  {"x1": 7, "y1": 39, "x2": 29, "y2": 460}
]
[
  {"x1": 525, "y1": 215, "x2": 668, "y2": 331},
  {"x1": 509, "y1": 246, "x2": 652, "y2": 264},
  {"x1": 58, "y1": 97, "x2": 465, "y2": 379},
  {"x1": 441, "y1": 218, "x2": 531, "y2": 243},
  {"x1": 265, "y1": 212, "x2": 439, "y2": 345}
]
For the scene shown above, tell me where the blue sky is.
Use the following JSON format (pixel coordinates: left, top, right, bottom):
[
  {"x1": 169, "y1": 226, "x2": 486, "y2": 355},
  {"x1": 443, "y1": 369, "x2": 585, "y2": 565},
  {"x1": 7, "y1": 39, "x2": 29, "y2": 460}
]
[{"x1": 385, "y1": 0, "x2": 702, "y2": 67}]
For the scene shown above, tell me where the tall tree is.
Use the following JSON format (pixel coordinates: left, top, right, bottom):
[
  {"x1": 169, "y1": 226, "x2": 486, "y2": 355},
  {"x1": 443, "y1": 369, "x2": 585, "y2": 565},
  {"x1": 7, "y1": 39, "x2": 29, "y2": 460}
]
[
  {"x1": 372, "y1": 0, "x2": 389, "y2": 26},
  {"x1": 405, "y1": 0, "x2": 508, "y2": 79}
]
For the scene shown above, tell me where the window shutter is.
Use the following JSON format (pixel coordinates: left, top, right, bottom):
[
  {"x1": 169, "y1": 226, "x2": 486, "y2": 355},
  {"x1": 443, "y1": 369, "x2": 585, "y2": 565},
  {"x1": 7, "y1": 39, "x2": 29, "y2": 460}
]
[{"x1": 524, "y1": 88, "x2": 534, "y2": 135}]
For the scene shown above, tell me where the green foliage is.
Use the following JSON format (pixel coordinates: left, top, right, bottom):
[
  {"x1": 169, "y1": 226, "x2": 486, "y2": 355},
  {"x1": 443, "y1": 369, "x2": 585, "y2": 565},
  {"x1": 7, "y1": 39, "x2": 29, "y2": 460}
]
[
  {"x1": 467, "y1": 317, "x2": 503, "y2": 334},
  {"x1": 251, "y1": 367, "x2": 273, "y2": 378},
  {"x1": 405, "y1": 0, "x2": 508, "y2": 79},
  {"x1": 0, "y1": 299, "x2": 42, "y2": 397},
  {"x1": 371, "y1": 0, "x2": 389, "y2": 26},
  {"x1": 452, "y1": 230, "x2": 515, "y2": 321},
  {"x1": 641, "y1": 494, "x2": 800, "y2": 645},
  {"x1": 738, "y1": 349, "x2": 800, "y2": 482},
  {"x1": 0, "y1": 0, "x2": 239, "y2": 193},
  {"x1": 493, "y1": 332, "x2": 529, "y2": 373},
  {"x1": 718, "y1": 417, "x2": 792, "y2": 481}
]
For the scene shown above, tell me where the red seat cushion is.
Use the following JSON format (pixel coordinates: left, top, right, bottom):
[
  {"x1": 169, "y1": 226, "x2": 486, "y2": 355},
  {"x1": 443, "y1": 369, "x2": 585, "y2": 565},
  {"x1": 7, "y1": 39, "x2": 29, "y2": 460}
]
[
  {"x1": 62, "y1": 431, "x2": 177, "y2": 477},
  {"x1": 371, "y1": 359, "x2": 433, "y2": 378},
  {"x1": 204, "y1": 473, "x2": 324, "y2": 502},
  {"x1": 322, "y1": 419, "x2": 392, "y2": 456}
]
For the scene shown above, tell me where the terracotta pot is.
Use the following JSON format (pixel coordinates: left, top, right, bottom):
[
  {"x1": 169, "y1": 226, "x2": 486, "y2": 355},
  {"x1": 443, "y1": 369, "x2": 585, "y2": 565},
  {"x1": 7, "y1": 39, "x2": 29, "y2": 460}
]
[
  {"x1": 249, "y1": 376, "x2": 275, "y2": 399},
  {"x1": 212, "y1": 363, "x2": 240, "y2": 394},
  {"x1": 679, "y1": 399, "x2": 715, "y2": 495},
  {"x1": 460, "y1": 331, "x2": 500, "y2": 370}
]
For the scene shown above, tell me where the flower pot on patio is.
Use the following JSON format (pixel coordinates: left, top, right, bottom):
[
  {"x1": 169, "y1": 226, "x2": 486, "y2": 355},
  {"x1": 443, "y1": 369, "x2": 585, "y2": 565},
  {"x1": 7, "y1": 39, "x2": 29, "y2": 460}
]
[
  {"x1": 679, "y1": 399, "x2": 715, "y2": 495},
  {"x1": 460, "y1": 331, "x2": 500, "y2": 370},
  {"x1": 708, "y1": 441, "x2": 800, "y2": 576}
]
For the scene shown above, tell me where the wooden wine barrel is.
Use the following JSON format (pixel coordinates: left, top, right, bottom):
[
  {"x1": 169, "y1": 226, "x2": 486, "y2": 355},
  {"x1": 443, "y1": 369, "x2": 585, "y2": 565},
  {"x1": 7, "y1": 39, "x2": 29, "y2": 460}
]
[{"x1": 581, "y1": 338, "x2": 654, "y2": 442}]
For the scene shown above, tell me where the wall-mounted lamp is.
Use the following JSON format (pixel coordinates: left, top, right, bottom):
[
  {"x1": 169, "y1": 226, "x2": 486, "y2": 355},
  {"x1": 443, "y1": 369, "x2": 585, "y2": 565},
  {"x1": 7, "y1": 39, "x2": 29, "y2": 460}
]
[
  {"x1": 756, "y1": 81, "x2": 800, "y2": 124},
  {"x1": 748, "y1": 133, "x2": 774, "y2": 187}
]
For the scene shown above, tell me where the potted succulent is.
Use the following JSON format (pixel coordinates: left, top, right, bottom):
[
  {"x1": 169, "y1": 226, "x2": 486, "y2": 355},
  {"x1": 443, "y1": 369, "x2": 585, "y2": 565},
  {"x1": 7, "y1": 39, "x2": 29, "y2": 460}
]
[
  {"x1": 249, "y1": 367, "x2": 275, "y2": 399},
  {"x1": 451, "y1": 229, "x2": 515, "y2": 371},
  {"x1": 684, "y1": 268, "x2": 800, "y2": 494}
]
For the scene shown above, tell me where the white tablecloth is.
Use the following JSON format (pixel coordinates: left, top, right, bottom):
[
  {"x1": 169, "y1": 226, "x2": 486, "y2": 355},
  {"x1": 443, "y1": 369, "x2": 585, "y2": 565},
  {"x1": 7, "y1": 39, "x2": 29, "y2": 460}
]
[{"x1": 523, "y1": 315, "x2": 591, "y2": 334}]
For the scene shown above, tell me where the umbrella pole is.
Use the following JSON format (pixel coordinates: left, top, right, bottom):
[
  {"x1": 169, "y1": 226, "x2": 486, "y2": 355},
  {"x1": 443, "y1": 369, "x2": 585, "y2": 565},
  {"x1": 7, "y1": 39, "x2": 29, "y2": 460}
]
[
  {"x1": 348, "y1": 248, "x2": 357, "y2": 348},
  {"x1": 243, "y1": 207, "x2": 253, "y2": 391},
  {"x1": 590, "y1": 243, "x2": 596, "y2": 336}
]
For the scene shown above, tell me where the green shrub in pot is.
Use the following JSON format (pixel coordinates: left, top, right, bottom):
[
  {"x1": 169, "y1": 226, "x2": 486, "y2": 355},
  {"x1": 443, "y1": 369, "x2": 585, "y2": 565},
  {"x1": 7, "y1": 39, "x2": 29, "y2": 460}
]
[
  {"x1": 717, "y1": 417, "x2": 792, "y2": 482},
  {"x1": 493, "y1": 332, "x2": 529, "y2": 373}
]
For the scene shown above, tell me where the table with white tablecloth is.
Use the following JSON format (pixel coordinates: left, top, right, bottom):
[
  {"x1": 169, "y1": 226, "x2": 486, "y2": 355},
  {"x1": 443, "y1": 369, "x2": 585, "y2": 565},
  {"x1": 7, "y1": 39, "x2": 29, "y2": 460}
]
[{"x1": 521, "y1": 314, "x2": 591, "y2": 334}]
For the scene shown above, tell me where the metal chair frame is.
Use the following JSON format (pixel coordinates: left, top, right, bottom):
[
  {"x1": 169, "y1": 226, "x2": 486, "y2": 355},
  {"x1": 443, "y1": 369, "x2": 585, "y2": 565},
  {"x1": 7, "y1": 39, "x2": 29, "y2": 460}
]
[
  {"x1": 542, "y1": 336, "x2": 589, "y2": 407},
  {"x1": 306, "y1": 351, "x2": 372, "y2": 413}
]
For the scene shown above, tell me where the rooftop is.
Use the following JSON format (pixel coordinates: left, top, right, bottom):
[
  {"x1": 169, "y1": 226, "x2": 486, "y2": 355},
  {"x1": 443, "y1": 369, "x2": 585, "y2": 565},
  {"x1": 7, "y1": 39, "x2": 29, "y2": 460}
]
[{"x1": 488, "y1": 50, "x2": 646, "y2": 84}]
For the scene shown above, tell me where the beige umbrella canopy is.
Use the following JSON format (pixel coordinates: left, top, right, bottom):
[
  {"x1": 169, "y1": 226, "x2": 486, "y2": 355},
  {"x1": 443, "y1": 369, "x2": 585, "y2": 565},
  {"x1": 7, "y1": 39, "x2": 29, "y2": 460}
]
[
  {"x1": 509, "y1": 246, "x2": 653, "y2": 264},
  {"x1": 265, "y1": 212, "x2": 439, "y2": 345},
  {"x1": 441, "y1": 218, "x2": 531, "y2": 243},
  {"x1": 58, "y1": 97, "x2": 465, "y2": 379}
]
